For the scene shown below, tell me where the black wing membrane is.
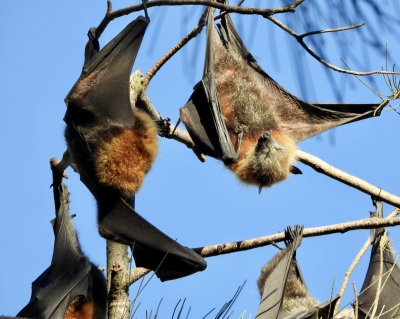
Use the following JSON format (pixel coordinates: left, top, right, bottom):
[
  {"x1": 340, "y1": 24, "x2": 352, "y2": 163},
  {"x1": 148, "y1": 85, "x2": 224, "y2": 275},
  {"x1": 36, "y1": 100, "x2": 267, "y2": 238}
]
[
  {"x1": 357, "y1": 201, "x2": 400, "y2": 319},
  {"x1": 17, "y1": 185, "x2": 106, "y2": 319},
  {"x1": 256, "y1": 225, "x2": 339, "y2": 319},
  {"x1": 257, "y1": 226, "x2": 304, "y2": 319},
  {"x1": 98, "y1": 197, "x2": 207, "y2": 281},
  {"x1": 64, "y1": 15, "x2": 150, "y2": 139},
  {"x1": 180, "y1": 8, "x2": 242, "y2": 165}
]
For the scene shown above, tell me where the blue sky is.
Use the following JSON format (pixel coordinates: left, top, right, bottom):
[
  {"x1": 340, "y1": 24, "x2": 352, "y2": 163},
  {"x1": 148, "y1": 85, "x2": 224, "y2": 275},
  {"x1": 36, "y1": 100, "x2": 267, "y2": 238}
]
[{"x1": 1, "y1": 1, "x2": 400, "y2": 318}]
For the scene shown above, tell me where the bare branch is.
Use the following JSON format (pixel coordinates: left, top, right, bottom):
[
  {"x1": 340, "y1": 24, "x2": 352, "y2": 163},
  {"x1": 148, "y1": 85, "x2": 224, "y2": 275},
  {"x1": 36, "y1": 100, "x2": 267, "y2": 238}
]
[
  {"x1": 369, "y1": 236, "x2": 384, "y2": 319},
  {"x1": 107, "y1": 241, "x2": 131, "y2": 319},
  {"x1": 296, "y1": 150, "x2": 400, "y2": 208},
  {"x1": 129, "y1": 267, "x2": 151, "y2": 285},
  {"x1": 354, "y1": 282, "x2": 359, "y2": 319},
  {"x1": 124, "y1": 212, "x2": 400, "y2": 285},
  {"x1": 194, "y1": 213, "x2": 400, "y2": 257},
  {"x1": 298, "y1": 23, "x2": 365, "y2": 40},
  {"x1": 92, "y1": 0, "x2": 305, "y2": 39},
  {"x1": 142, "y1": 8, "x2": 209, "y2": 90},
  {"x1": 265, "y1": 15, "x2": 400, "y2": 76},
  {"x1": 335, "y1": 237, "x2": 370, "y2": 314}
]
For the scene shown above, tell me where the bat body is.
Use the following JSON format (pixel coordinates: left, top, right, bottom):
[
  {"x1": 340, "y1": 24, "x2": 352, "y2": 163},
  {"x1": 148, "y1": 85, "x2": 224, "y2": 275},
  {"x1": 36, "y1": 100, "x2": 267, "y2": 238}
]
[
  {"x1": 357, "y1": 201, "x2": 400, "y2": 319},
  {"x1": 256, "y1": 225, "x2": 339, "y2": 319},
  {"x1": 181, "y1": 9, "x2": 382, "y2": 192},
  {"x1": 17, "y1": 185, "x2": 107, "y2": 319},
  {"x1": 64, "y1": 15, "x2": 206, "y2": 281}
]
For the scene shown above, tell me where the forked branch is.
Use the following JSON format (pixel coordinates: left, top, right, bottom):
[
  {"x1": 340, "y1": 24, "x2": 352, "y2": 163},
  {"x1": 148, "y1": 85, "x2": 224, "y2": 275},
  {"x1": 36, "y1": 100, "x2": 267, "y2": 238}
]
[
  {"x1": 265, "y1": 15, "x2": 400, "y2": 76},
  {"x1": 95, "y1": 0, "x2": 305, "y2": 39}
]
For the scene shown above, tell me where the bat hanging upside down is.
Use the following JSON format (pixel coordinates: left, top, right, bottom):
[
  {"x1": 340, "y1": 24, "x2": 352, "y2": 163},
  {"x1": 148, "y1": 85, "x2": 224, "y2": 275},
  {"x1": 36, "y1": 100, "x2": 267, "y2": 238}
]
[
  {"x1": 17, "y1": 185, "x2": 107, "y2": 319},
  {"x1": 256, "y1": 225, "x2": 340, "y2": 319},
  {"x1": 180, "y1": 8, "x2": 383, "y2": 193},
  {"x1": 357, "y1": 199, "x2": 400, "y2": 319},
  {"x1": 63, "y1": 12, "x2": 206, "y2": 281}
]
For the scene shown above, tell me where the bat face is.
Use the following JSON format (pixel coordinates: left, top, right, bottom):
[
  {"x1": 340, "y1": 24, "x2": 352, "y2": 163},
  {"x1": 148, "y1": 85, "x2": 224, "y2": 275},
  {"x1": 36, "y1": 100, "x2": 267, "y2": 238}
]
[
  {"x1": 64, "y1": 15, "x2": 206, "y2": 281},
  {"x1": 17, "y1": 185, "x2": 107, "y2": 319},
  {"x1": 357, "y1": 202, "x2": 400, "y2": 319},
  {"x1": 180, "y1": 9, "x2": 381, "y2": 191},
  {"x1": 256, "y1": 225, "x2": 339, "y2": 319}
]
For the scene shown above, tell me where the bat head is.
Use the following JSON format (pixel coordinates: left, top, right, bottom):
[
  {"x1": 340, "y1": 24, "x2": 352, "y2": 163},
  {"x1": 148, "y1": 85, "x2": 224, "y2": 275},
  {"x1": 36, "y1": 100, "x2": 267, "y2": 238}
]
[{"x1": 228, "y1": 130, "x2": 297, "y2": 192}]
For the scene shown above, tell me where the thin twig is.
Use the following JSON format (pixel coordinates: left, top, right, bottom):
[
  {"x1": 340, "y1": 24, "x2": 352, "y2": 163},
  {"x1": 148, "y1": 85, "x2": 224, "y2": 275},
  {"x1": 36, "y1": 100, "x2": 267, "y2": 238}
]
[
  {"x1": 296, "y1": 150, "x2": 400, "y2": 208},
  {"x1": 142, "y1": 9, "x2": 208, "y2": 90},
  {"x1": 353, "y1": 282, "x2": 358, "y2": 319},
  {"x1": 335, "y1": 240, "x2": 370, "y2": 315},
  {"x1": 265, "y1": 15, "x2": 400, "y2": 76},
  {"x1": 369, "y1": 236, "x2": 384, "y2": 319},
  {"x1": 194, "y1": 213, "x2": 400, "y2": 257}
]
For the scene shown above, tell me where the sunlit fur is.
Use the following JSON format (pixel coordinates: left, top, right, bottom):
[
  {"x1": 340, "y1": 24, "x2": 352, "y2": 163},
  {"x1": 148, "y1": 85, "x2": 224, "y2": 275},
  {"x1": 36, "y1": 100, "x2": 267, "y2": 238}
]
[
  {"x1": 95, "y1": 111, "x2": 158, "y2": 196},
  {"x1": 282, "y1": 275, "x2": 319, "y2": 314},
  {"x1": 213, "y1": 35, "x2": 297, "y2": 189},
  {"x1": 258, "y1": 255, "x2": 319, "y2": 315},
  {"x1": 65, "y1": 110, "x2": 157, "y2": 197},
  {"x1": 228, "y1": 130, "x2": 296, "y2": 188}
]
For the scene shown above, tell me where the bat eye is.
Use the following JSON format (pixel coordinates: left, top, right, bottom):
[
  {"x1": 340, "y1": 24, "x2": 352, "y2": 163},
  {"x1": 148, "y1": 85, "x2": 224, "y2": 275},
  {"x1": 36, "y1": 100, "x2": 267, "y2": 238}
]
[{"x1": 259, "y1": 132, "x2": 271, "y2": 142}]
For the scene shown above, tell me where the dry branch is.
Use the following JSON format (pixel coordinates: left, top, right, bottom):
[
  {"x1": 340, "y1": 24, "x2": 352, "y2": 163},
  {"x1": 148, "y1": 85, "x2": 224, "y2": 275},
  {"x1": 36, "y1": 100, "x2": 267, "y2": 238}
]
[
  {"x1": 296, "y1": 150, "x2": 400, "y2": 208},
  {"x1": 95, "y1": 0, "x2": 305, "y2": 38},
  {"x1": 194, "y1": 215, "x2": 400, "y2": 257},
  {"x1": 107, "y1": 242, "x2": 131, "y2": 319},
  {"x1": 265, "y1": 15, "x2": 400, "y2": 76},
  {"x1": 142, "y1": 8, "x2": 209, "y2": 90}
]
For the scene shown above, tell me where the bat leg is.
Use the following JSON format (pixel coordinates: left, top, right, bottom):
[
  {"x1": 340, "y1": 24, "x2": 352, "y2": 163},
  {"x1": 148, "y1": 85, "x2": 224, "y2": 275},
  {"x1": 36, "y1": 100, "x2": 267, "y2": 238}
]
[{"x1": 98, "y1": 198, "x2": 207, "y2": 281}]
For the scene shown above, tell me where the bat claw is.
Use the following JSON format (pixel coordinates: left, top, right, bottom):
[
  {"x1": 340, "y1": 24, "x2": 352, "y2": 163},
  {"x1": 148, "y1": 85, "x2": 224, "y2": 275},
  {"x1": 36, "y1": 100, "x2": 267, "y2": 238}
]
[
  {"x1": 156, "y1": 116, "x2": 171, "y2": 137},
  {"x1": 284, "y1": 225, "x2": 304, "y2": 248}
]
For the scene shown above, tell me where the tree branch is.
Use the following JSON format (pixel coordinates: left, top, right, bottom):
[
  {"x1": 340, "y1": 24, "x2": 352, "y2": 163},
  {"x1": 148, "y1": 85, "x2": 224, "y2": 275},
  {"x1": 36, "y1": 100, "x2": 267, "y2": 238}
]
[
  {"x1": 107, "y1": 241, "x2": 131, "y2": 319},
  {"x1": 265, "y1": 15, "x2": 400, "y2": 76},
  {"x1": 94, "y1": 0, "x2": 305, "y2": 39},
  {"x1": 296, "y1": 150, "x2": 400, "y2": 208},
  {"x1": 142, "y1": 8, "x2": 209, "y2": 91},
  {"x1": 129, "y1": 267, "x2": 151, "y2": 285},
  {"x1": 194, "y1": 213, "x2": 400, "y2": 257}
]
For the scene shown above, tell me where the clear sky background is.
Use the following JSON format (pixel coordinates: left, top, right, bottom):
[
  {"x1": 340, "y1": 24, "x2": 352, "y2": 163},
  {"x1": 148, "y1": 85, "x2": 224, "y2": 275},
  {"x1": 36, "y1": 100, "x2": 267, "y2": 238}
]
[{"x1": 1, "y1": 1, "x2": 400, "y2": 318}]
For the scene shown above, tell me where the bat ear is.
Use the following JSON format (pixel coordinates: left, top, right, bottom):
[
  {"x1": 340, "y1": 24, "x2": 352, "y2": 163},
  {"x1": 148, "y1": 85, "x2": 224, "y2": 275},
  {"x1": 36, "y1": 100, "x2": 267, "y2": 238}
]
[{"x1": 290, "y1": 165, "x2": 302, "y2": 175}]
